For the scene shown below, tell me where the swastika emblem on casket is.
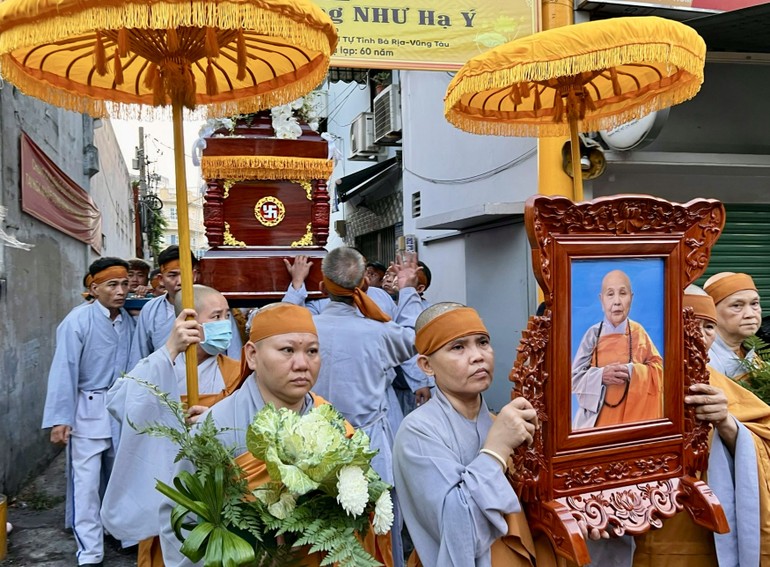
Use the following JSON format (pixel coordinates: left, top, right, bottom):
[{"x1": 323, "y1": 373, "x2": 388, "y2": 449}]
[{"x1": 254, "y1": 196, "x2": 286, "y2": 227}]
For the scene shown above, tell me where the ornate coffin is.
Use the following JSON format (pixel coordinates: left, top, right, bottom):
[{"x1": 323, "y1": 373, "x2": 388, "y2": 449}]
[{"x1": 198, "y1": 113, "x2": 332, "y2": 305}]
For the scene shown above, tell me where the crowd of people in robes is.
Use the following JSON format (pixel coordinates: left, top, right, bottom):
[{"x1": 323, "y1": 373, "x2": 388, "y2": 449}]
[{"x1": 38, "y1": 237, "x2": 770, "y2": 567}]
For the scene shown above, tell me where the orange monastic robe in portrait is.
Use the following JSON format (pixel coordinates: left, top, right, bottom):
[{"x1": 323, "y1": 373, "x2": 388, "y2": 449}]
[
  {"x1": 234, "y1": 394, "x2": 394, "y2": 567},
  {"x1": 634, "y1": 366, "x2": 770, "y2": 566},
  {"x1": 137, "y1": 355, "x2": 245, "y2": 567},
  {"x1": 595, "y1": 321, "x2": 664, "y2": 427}
]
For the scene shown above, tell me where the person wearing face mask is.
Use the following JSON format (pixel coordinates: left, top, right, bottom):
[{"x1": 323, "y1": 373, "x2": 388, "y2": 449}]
[
  {"x1": 101, "y1": 285, "x2": 245, "y2": 567},
  {"x1": 572, "y1": 269, "x2": 664, "y2": 430}
]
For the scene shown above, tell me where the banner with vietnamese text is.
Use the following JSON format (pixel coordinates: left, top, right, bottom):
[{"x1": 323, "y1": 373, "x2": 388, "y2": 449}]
[
  {"x1": 21, "y1": 133, "x2": 102, "y2": 253},
  {"x1": 319, "y1": 0, "x2": 538, "y2": 70}
]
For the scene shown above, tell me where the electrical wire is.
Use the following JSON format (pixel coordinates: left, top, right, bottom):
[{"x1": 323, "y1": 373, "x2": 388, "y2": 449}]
[
  {"x1": 403, "y1": 146, "x2": 537, "y2": 184},
  {"x1": 327, "y1": 81, "x2": 369, "y2": 127}
]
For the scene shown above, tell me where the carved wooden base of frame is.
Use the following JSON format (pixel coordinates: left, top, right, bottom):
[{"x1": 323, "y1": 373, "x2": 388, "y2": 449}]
[
  {"x1": 677, "y1": 475, "x2": 729, "y2": 533},
  {"x1": 526, "y1": 500, "x2": 590, "y2": 566},
  {"x1": 530, "y1": 475, "x2": 727, "y2": 565}
]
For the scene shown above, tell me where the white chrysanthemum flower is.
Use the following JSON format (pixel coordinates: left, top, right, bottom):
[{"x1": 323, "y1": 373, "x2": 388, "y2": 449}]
[
  {"x1": 372, "y1": 491, "x2": 394, "y2": 535},
  {"x1": 336, "y1": 466, "x2": 369, "y2": 516}
]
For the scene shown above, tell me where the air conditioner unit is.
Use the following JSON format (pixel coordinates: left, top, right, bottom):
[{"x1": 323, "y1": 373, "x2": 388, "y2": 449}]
[
  {"x1": 373, "y1": 84, "x2": 402, "y2": 146},
  {"x1": 349, "y1": 112, "x2": 380, "y2": 161}
]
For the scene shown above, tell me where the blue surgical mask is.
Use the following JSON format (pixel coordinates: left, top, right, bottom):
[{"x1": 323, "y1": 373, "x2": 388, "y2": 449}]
[{"x1": 200, "y1": 320, "x2": 233, "y2": 356}]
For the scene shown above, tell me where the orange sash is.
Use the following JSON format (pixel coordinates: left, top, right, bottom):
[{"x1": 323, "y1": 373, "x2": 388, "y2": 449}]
[
  {"x1": 595, "y1": 321, "x2": 663, "y2": 427},
  {"x1": 180, "y1": 354, "x2": 245, "y2": 408},
  {"x1": 137, "y1": 536, "x2": 165, "y2": 567},
  {"x1": 407, "y1": 511, "x2": 563, "y2": 567},
  {"x1": 634, "y1": 366, "x2": 770, "y2": 565},
  {"x1": 233, "y1": 394, "x2": 392, "y2": 567}
]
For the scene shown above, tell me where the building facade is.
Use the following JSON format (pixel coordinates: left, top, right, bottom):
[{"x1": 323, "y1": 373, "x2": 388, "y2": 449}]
[
  {"x1": 155, "y1": 182, "x2": 208, "y2": 258},
  {"x1": 325, "y1": 4, "x2": 770, "y2": 410},
  {"x1": 0, "y1": 89, "x2": 133, "y2": 495}
]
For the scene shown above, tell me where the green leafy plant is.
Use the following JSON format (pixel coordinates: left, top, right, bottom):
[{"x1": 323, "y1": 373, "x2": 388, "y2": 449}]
[
  {"x1": 145, "y1": 207, "x2": 167, "y2": 261},
  {"x1": 738, "y1": 335, "x2": 770, "y2": 404},
  {"x1": 127, "y1": 378, "x2": 290, "y2": 566},
  {"x1": 134, "y1": 377, "x2": 393, "y2": 567},
  {"x1": 371, "y1": 71, "x2": 391, "y2": 86}
]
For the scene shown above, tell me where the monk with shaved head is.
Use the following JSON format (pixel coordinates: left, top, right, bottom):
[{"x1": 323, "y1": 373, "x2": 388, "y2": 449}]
[
  {"x1": 393, "y1": 303, "x2": 549, "y2": 566},
  {"x1": 704, "y1": 271, "x2": 762, "y2": 379},
  {"x1": 572, "y1": 269, "x2": 664, "y2": 429}
]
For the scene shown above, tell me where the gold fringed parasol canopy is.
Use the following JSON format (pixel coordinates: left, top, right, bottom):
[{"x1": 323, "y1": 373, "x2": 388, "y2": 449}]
[
  {"x1": 0, "y1": 0, "x2": 337, "y2": 405},
  {"x1": 0, "y1": 0, "x2": 337, "y2": 118},
  {"x1": 444, "y1": 16, "x2": 706, "y2": 201}
]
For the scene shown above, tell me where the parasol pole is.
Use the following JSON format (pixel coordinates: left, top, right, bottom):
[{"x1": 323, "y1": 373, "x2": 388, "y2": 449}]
[
  {"x1": 568, "y1": 115, "x2": 584, "y2": 202},
  {"x1": 172, "y1": 100, "x2": 199, "y2": 406}
]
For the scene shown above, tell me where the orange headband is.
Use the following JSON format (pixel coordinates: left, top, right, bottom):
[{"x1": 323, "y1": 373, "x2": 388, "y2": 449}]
[
  {"x1": 415, "y1": 308, "x2": 489, "y2": 356},
  {"x1": 683, "y1": 294, "x2": 717, "y2": 324},
  {"x1": 160, "y1": 259, "x2": 180, "y2": 274},
  {"x1": 704, "y1": 273, "x2": 757, "y2": 305},
  {"x1": 240, "y1": 304, "x2": 318, "y2": 381},
  {"x1": 323, "y1": 276, "x2": 391, "y2": 323},
  {"x1": 84, "y1": 274, "x2": 94, "y2": 289},
  {"x1": 249, "y1": 304, "x2": 317, "y2": 343},
  {"x1": 92, "y1": 266, "x2": 128, "y2": 285}
]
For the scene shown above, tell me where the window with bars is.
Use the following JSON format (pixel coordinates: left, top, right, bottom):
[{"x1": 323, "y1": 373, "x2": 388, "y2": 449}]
[{"x1": 355, "y1": 226, "x2": 397, "y2": 266}]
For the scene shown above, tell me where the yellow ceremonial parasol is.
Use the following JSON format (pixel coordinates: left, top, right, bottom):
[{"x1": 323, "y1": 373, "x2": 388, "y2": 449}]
[
  {"x1": 0, "y1": 0, "x2": 337, "y2": 404},
  {"x1": 445, "y1": 16, "x2": 706, "y2": 201}
]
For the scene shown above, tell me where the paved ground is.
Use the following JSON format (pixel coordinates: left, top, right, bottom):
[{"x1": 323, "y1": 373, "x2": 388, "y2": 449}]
[
  {"x1": 1, "y1": 451, "x2": 135, "y2": 567},
  {"x1": 2, "y1": 452, "x2": 414, "y2": 566}
]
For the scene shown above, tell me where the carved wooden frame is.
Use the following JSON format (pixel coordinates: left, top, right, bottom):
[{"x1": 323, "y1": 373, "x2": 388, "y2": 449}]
[{"x1": 509, "y1": 195, "x2": 729, "y2": 565}]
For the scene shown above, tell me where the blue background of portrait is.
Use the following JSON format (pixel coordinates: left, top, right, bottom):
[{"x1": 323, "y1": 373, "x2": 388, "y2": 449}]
[{"x1": 570, "y1": 257, "x2": 665, "y2": 421}]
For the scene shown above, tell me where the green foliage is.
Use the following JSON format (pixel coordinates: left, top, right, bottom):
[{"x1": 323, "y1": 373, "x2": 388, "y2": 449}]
[
  {"x1": 371, "y1": 71, "x2": 391, "y2": 86},
  {"x1": 137, "y1": 378, "x2": 390, "y2": 567},
  {"x1": 144, "y1": 204, "x2": 167, "y2": 260},
  {"x1": 244, "y1": 404, "x2": 388, "y2": 566},
  {"x1": 739, "y1": 335, "x2": 770, "y2": 404}
]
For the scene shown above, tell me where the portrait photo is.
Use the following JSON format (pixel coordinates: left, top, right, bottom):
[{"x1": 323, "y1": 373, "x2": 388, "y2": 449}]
[{"x1": 570, "y1": 258, "x2": 665, "y2": 429}]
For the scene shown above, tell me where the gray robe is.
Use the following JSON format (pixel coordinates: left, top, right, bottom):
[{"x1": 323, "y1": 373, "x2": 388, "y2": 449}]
[
  {"x1": 100, "y1": 347, "x2": 226, "y2": 541},
  {"x1": 129, "y1": 293, "x2": 175, "y2": 367},
  {"x1": 392, "y1": 387, "x2": 520, "y2": 567},
  {"x1": 708, "y1": 334, "x2": 756, "y2": 379},
  {"x1": 311, "y1": 290, "x2": 422, "y2": 484},
  {"x1": 41, "y1": 300, "x2": 135, "y2": 530}
]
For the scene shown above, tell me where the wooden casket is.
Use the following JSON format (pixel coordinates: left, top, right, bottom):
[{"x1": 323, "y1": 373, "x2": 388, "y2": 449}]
[{"x1": 198, "y1": 113, "x2": 332, "y2": 306}]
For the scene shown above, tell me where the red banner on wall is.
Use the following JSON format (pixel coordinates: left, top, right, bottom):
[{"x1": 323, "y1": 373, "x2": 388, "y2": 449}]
[{"x1": 21, "y1": 133, "x2": 102, "y2": 253}]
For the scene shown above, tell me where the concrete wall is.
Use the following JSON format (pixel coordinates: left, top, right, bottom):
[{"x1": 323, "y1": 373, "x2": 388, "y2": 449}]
[
  {"x1": 399, "y1": 70, "x2": 540, "y2": 409},
  {"x1": 592, "y1": 61, "x2": 770, "y2": 204},
  {"x1": 401, "y1": 71, "x2": 539, "y2": 224},
  {"x1": 325, "y1": 79, "x2": 399, "y2": 250},
  {"x1": 91, "y1": 120, "x2": 134, "y2": 259},
  {"x1": 465, "y1": 222, "x2": 538, "y2": 411},
  {"x1": 0, "y1": 88, "x2": 133, "y2": 496}
]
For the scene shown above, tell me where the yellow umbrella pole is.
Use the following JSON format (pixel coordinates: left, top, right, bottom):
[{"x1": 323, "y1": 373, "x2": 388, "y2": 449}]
[
  {"x1": 568, "y1": 115, "x2": 584, "y2": 202},
  {"x1": 172, "y1": 101, "x2": 199, "y2": 406}
]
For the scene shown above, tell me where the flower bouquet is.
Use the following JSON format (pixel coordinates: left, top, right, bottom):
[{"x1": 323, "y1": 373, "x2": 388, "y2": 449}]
[
  {"x1": 739, "y1": 335, "x2": 770, "y2": 404},
  {"x1": 154, "y1": 401, "x2": 393, "y2": 567}
]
